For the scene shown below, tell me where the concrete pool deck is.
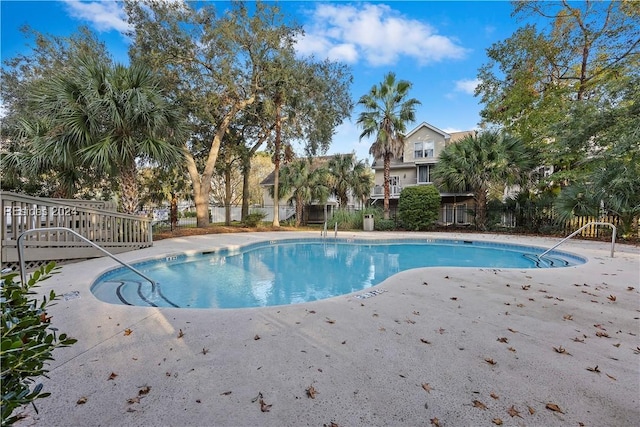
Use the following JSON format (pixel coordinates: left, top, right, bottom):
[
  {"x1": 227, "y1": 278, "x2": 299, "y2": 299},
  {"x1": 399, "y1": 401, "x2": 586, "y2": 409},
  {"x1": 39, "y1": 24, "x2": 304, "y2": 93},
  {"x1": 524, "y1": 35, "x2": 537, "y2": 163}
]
[{"x1": 13, "y1": 231, "x2": 640, "y2": 427}]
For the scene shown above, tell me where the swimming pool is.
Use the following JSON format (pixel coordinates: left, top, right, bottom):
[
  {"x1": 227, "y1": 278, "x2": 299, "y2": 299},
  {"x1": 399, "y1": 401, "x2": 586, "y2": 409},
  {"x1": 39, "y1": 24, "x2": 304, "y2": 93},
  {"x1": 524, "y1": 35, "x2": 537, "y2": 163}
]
[{"x1": 91, "y1": 238, "x2": 585, "y2": 309}]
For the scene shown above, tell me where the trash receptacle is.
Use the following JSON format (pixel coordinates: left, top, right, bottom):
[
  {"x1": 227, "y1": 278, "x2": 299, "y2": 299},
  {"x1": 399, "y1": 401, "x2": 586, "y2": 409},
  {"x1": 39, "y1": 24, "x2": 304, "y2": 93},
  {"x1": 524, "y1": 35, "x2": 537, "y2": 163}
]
[{"x1": 363, "y1": 214, "x2": 374, "y2": 231}]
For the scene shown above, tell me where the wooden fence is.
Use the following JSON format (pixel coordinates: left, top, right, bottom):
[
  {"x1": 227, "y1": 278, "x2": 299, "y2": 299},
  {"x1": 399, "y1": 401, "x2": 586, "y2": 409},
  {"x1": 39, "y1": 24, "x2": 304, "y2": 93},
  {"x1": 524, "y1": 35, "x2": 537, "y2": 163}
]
[{"x1": 1, "y1": 191, "x2": 152, "y2": 267}]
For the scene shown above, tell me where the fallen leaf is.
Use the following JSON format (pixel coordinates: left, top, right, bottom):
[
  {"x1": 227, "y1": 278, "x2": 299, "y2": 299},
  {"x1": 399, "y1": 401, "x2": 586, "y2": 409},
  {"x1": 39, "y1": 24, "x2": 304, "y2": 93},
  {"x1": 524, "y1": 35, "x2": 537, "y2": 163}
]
[
  {"x1": 138, "y1": 386, "x2": 151, "y2": 395},
  {"x1": 627, "y1": 287, "x2": 635, "y2": 291},
  {"x1": 553, "y1": 345, "x2": 570, "y2": 355},
  {"x1": 254, "y1": 334, "x2": 261, "y2": 340},
  {"x1": 306, "y1": 385, "x2": 317, "y2": 399},
  {"x1": 423, "y1": 282, "x2": 429, "y2": 286},
  {"x1": 606, "y1": 373, "x2": 617, "y2": 381},
  {"x1": 259, "y1": 398, "x2": 272, "y2": 412},
  {"x1": 77, "y1": 397, "x2": 87, "y2": 405},
  {"x1": 444, "y1": 276, "x2": 450, "y2": 279},
  {"x1": 507, "y1": 328, "x2": 518, "y2": 333},
  {"x1": 613, "y1": 343, "x2": 621, "y2": 348},
  {"x1": 124, "y1": 328, "x2": 132, "y2": 336},
  {"x1": 127, "y1": 397, "x2": 140, "y2": 404},
  {"x1": 326, "y1": 318, "x2": 335, "y2": 324},
  {"x1": 405, "y1": 319, "x2": 416, "y2": 324},
  {"x1": 220, "y1": 391, "x2": 232, "y2": 396},
  {"x1": 516, "y1": 303, "x2": 524, "y2": 308},
  {"x1": 490, "y1": 392, "x2": 499, "y2": 400},
  {"x1": 596, "y1": 331, "x2": 610, "y2": 338},
  {"x1": 528, "y1": 406, "x2": 535, "y2": 415},
  {"x1": 635, "y1": 347, "x2": 640, "y2": 355},
  {"x1": 507, "y1": 405, "x2": 522, "y2": 418},
  {"x1": 485, "y1": 358, "x2": 497, "y2": 365},
  {"x1": 108, "y1": 372, "x2": 118, "y2": 381},
  {"x1": 420, "y1": 338, "x2": 431, "y2": 344},
  {"x1": 251, "y1": 392, "x2": 263, "y2": 403},
  {"x1": 472, "y1": 400, "x2": 487, "y2": 410},
  {"x1": 450, "y1": 297, "x2": 458, "y2": 301},
  {"x1": 430, "y1": 417, "x2": 440, "y2": 426},
  {"x1": 563, "y1": 314, "x2": 573, "y2": 321},
  {"x1": 507, "y1": 347, "x2": 516, "y2": 352},
  {"x1": 522, "y1": 285, "x2": 531, "y2": 290},
  {"x1": 545, "y1": 403, "x2": 564, "y2": 413},
  {"x1": 341, "y1": 340, "x2": 346, "y2": 345},
  {"x1": 177, "y1": 329, "x2": 184, "y2": 338},
  {"x1": 607, "y1": 295, "x2": 616, "y2": 301},
  {"x1": 587, "y1": 365, "x2": 601, "y2": 373},
  {"x1": 202, "y1": 348, "x2": 209, "y2": 355},
  {"x1": 594, "y1": 324, "x2": 606, "y2": 330},
  {"x1": 421, "y1": 383, "x2": 432, "y2": 393},
  {"x1": 323, "y1": 423, "x2": 339, "y2": 427},
  {"x1": 492, "y1": 418, "x2": 503, "y2": 425},
  {"x1": 413, "y1": 311, "x2": 420, "y2": 315},
  {"x1": 497, "y1": 337, "x2": 509, "y2": 343},
  {"x1": 572, "y1": 337, "x2": 585, "y2": 343},
  {"x1": 308, "y1": 310, "x2": 316, "y2": 314}
]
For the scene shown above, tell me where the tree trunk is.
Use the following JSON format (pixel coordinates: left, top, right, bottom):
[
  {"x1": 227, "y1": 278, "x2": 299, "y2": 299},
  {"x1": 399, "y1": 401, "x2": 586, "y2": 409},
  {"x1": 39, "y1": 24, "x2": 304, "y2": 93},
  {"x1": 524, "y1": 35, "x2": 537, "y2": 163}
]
[
  {"x1": 120, "y1": 162, "x2": 139, "y2": 214},
  {"x1": 272, "y1": 101, "x2": 282, "y2": 227},
  {"x1": 382, "y1": 153, "x2": 391, "y2": 220},
  {"x1": 224, "y1": 167, "x2": 232, "y2": 226},
  {"x1": 475, "y1": 186, "x2": 488, "y2": 231},
  {"x1": 241, "y1": 157, "x2": 251, "y2": 221},
  {"x1": 295, "y1": 195, "x2": 303, "y2": 227}
]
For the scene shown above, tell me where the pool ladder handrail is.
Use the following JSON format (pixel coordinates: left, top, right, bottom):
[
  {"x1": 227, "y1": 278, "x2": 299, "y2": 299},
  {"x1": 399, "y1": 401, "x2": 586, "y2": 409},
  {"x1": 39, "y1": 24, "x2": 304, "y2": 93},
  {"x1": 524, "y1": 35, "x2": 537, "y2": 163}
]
[
  {"x1": 539, "y1": 221, "x2": 616, "y2": 259},
  {"x1": 17, "y1": 227, "x2": 156, "y2": 289},
  {"x1": 321, "y1": 221, "x2": 338, "y2": 239}
]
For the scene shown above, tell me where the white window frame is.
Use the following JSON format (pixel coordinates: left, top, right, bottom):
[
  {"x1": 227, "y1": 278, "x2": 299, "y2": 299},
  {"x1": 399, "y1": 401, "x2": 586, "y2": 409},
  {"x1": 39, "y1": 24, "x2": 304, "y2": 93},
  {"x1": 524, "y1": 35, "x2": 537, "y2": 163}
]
[
  {"x1": 414, "y1": 140, "x2": 434, "y2": 159},
  {"x1": 417, "y1": 164, "x2": 433, "y2": 184}
]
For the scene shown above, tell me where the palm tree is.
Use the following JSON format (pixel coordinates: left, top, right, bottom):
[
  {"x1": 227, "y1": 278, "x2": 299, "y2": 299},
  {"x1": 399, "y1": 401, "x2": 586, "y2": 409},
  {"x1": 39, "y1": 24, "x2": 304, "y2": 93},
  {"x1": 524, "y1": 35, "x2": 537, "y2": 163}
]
[
  {"x1": 327, "y1": 153, "x2": 373, "y2": 209},
  {"x1": 356, "y1": 72, "x2": 420, "y2": 219},
  {"x1": 433, "y1": 130, "x2": 539, "y2": 230},
  {"x1": 276, "y1": 159, "x2": 330, "y2": 227},
  {"x1": 29, "y1": 56, "x2": 184, "y2": 213}
]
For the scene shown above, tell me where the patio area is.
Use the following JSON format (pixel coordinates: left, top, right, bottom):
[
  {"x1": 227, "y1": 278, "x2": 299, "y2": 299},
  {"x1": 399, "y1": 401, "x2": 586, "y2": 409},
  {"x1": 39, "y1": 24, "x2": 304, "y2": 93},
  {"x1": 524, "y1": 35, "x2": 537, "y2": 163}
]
[{"x1": 14, "y1": 232, "x2": 640, "y2": 426}]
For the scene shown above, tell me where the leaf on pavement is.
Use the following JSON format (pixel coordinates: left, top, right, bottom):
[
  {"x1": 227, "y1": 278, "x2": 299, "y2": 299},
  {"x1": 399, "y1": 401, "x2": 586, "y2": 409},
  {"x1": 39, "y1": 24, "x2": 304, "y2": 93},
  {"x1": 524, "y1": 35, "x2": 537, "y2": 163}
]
[
  {"x1": 307, "y1": 385, "x2": 317, "y2": 399},
  {"x1": 177, "y1": 329, "x2": 184, "y2": 338},
  {"x1": 124, "y1": 328, "x2": 132, "y2": 336},
  {"x1": 259, "y1": 398, "x2": 272, "y2": 412},
  {"x1": 492, "y1": 418, "x2": 503, "y2": 425},
  {"x1": 421, "y1": 383, "x2": 432, "y2": 393},
  {"x1": 497, "y1": 337, "x2": 508, "y2": 343},
  {"x1": 420, "y1": 338, "x2": 431, "y2": 344},
  {"x1": 528, "y1": 406, "x2": 535, "y2": 415},
  {"x1": 430, "y1": 417, "x2": 441, "y2": 426},
  {"x1": 490, "y1": 392, "x2": 499, "y2": 400},
  {"x1": 545, "y1": 403, "x2": 564, "y2": 413},
  {"x1": 507, "y1": 405, "x2": 522, "y2": 418},
  {"x1": 586, "y1": 365, "x2": 601, "y2": 373},
  {"x1": 77, "y1": 397, "x2": 87, "y2": 405},
  {"x1": 485, "y1": 358, "x2": 497, "y2": 365},
  {"x1": 472, "y1": 400, "x2": 487, "y2": 410},
  {"x1": 108, "y1": 372, "x2": 118, "y2": 381},
  {"x1": 138, "y1": 386, "x2": 151, "y2": 395}
]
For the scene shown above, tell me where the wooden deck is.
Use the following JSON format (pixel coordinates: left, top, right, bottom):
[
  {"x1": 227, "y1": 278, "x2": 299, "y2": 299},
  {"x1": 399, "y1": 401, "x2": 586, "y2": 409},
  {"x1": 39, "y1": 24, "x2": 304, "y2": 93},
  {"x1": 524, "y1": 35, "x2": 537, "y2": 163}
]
[{"x1": 1, "y1": 191, "x2": 152, "y2": 268}]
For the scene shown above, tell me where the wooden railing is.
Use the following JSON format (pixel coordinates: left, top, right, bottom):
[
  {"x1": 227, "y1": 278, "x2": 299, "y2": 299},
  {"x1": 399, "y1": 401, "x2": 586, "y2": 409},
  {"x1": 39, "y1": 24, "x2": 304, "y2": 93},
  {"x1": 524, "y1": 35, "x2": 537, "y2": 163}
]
[{"x1": 1, "y1": 191, "x2": 152, "y2": 264}]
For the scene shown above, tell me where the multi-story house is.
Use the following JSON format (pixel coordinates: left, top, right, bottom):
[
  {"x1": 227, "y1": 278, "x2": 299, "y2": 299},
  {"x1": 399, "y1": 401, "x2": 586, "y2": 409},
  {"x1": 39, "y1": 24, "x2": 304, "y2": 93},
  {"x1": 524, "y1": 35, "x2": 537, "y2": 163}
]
[{"x1": 370, "y1": 122, "x2": 476, "y2": 225}]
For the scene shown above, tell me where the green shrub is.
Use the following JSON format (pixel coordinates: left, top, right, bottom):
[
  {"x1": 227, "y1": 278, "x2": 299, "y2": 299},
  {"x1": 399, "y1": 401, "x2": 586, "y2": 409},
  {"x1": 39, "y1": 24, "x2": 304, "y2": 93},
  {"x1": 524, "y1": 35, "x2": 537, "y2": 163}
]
[
  {"x1": 398, "y1": 185, "x2": 441, "y2": 231},
  {"x1": 374, "y1": 218, "x2": 396, "y2": 231},
  {"x1": 243, "y1": 211, "x2": 267, "y2": 227},
  {"x1": 328, "y1": 209, "x2": 361, "y2": 230},
  {"x1": 1, "y1": 263, "x2": 77, "y2": 425}
]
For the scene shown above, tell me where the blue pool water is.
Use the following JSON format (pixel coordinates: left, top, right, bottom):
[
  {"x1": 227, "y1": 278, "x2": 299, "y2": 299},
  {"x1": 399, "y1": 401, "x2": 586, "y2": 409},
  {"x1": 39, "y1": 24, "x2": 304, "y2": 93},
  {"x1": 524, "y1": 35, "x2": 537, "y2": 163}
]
[{"x1": 91, "y1": 238, "x2": 585, "y2": 309}]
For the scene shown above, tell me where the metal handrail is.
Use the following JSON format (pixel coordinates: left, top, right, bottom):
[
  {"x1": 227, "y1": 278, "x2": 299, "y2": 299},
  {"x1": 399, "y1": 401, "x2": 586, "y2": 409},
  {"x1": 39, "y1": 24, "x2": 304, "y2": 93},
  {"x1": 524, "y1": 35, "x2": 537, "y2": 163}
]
[
  {"x1": 334, "y1": 222, "x2": 338, "y2": 238},
  {"x1": 539, "y1": 221, "x2": 616, "y2": 259},
  {"x1": 17, "y1": 227, "x2": 156, "y2": 288},
  {"x1": 322, "y1": 221, "x2": 327, "y2": 238}
]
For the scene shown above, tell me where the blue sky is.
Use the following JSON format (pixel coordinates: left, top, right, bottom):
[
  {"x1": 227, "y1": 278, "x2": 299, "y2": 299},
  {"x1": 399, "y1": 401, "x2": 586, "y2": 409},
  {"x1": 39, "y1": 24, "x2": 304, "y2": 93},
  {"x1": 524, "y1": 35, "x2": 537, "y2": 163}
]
[{"x1": 1, "y1": 1, "x2": 520, "y2": 161}]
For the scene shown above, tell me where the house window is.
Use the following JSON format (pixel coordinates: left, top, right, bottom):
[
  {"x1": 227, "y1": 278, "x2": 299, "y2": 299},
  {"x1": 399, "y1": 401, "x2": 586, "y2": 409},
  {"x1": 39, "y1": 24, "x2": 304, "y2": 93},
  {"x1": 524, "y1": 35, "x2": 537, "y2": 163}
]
[
  {"x1": 414, "y1": 141, "x2": 434, "y2": 159},
  {"x1": 442, "y1": 204, "x2": 468, "y2": 224},
  {"x1": 389, "y1": 176, "x2": 400, "y2": 186},
  {"x1": 417, "y1": 165, "x2": 432, "y2": 183}
]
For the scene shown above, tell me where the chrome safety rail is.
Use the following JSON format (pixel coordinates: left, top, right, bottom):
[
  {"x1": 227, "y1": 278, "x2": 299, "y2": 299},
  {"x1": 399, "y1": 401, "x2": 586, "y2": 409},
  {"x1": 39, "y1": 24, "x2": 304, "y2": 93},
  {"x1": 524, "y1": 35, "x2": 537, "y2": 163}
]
[
  {"x1": 539, "y1": 221, "x2": 616, "y2": 259},
  {"x1": 334, "y1": 222, "x2": 338, "y2": 238},
  {"x1": 17, "y1": 227, "x2": 156, "y2": 288},
  {"x1": 322, "y1": 221, "x2": 328, "y2": 238}
]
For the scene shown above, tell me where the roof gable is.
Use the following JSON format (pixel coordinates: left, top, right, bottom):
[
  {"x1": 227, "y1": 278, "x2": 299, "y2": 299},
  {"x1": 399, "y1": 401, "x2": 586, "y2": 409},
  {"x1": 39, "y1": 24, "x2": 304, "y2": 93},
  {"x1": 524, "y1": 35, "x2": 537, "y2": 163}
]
[{"x1": 405, "y1": 122, "x2": 450, "y2": 140}]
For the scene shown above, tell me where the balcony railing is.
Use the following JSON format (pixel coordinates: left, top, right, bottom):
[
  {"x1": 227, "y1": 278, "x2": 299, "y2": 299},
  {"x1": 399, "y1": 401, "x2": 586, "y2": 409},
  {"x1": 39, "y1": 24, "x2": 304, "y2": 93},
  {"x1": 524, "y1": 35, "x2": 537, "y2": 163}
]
[{"x1": 370, "y1": 185, "x2": 403, "y2": 198}]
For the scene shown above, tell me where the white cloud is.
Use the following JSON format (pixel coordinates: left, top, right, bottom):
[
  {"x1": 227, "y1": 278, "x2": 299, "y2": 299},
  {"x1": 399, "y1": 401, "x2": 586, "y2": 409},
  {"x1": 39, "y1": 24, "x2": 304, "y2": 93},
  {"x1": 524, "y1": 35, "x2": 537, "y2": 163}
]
[
  {"x1": 441, "y1": 127, "x2": 462, "y2": 133},
  {"x1": 62, "y1": 0, "x2": 130, "y2": 33},
  {"x1": 454, "y1": 78, "x2": 480, "y2": 94},
  {"x1": 297, "y1": 3, "x2": 467, "y2": 66}
]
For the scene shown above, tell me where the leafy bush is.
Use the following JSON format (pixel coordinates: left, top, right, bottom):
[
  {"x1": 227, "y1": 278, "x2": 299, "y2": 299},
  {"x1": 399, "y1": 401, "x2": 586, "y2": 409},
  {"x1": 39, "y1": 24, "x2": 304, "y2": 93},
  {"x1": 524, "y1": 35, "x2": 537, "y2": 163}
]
[
  {"x1": 243, "y1": 211, "x2": 267, "y2": 227},
  {"x1": 398, "y1": 185, "x2": 441, "y2": 231},
  {"x1": 328, "y1": 209, "x2": 362, "y2": 230},
  {"x1": 1, "y1": 263, "x2": 77, "y2": 425},
  {"x1": 374, "y1": 218, "x2": 396, "y2": 231}
]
